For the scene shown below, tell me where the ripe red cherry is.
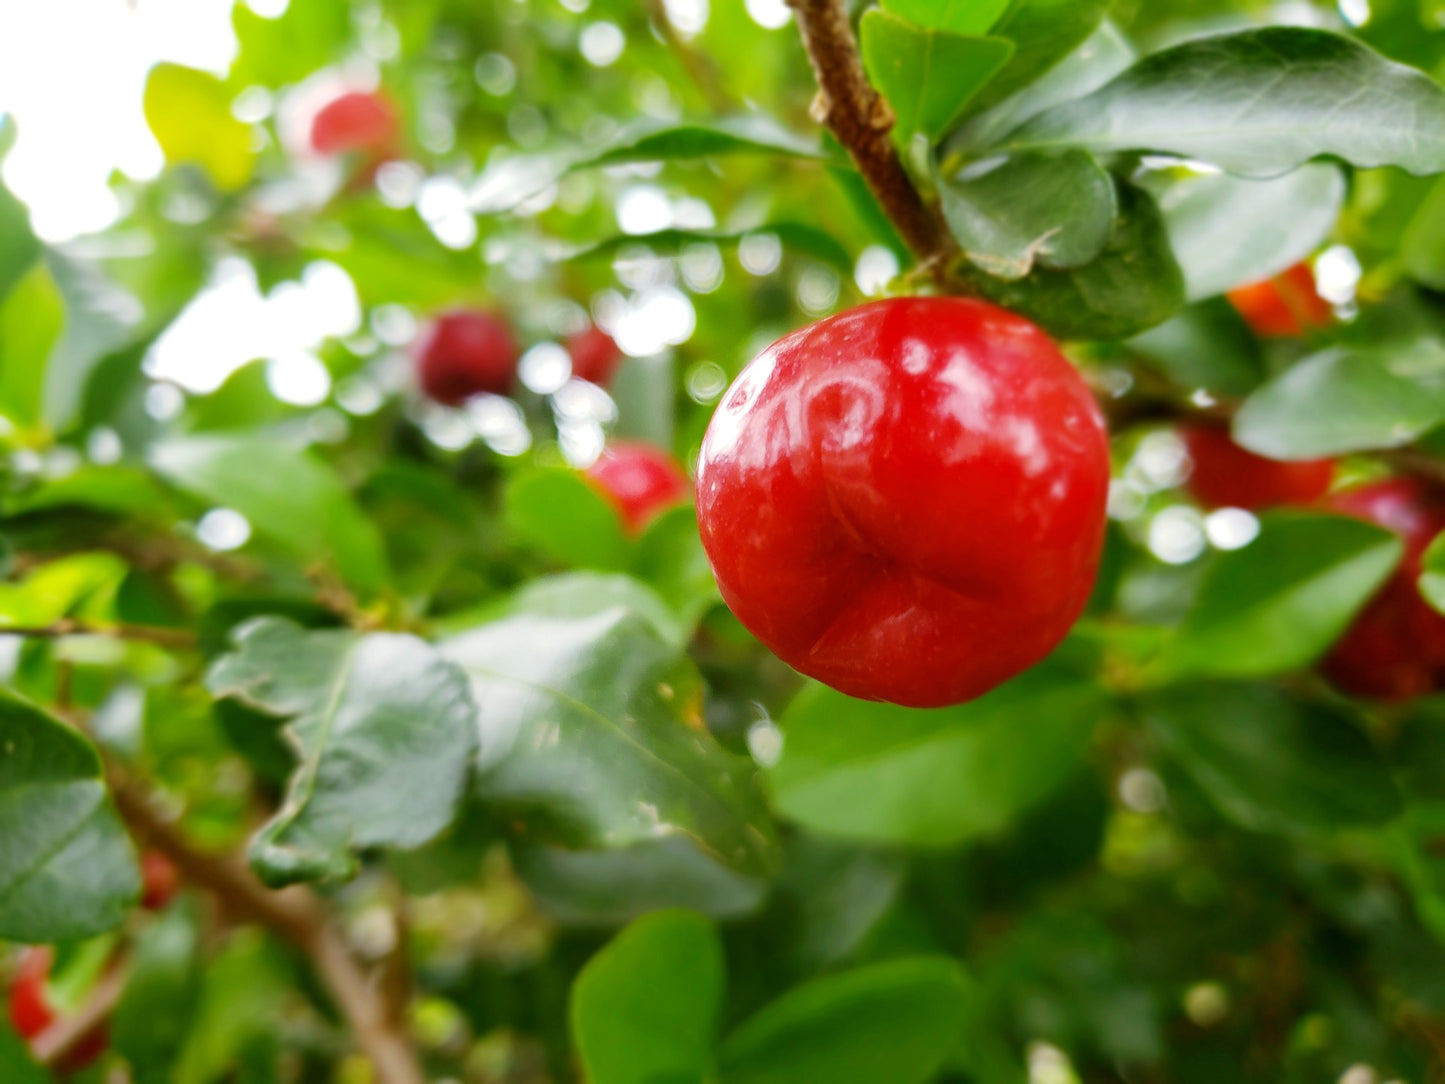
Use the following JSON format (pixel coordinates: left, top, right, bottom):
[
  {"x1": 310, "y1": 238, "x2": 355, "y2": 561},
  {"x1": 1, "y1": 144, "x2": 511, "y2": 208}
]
[
  {"x1": 413, "y1": 310, "x2": 521, "y2": 404},
  {"x1": 1321, "y1": 478, "x2": 1445, "y2": 700},
  {"x1": 1226, "y1": 261, "x2": 1332, "y2": 338},
  {"x1": 9, "y1": 948, "x2": 55, "y2": 1040},
  {"x1": 566, "y1": 325, "x2": 625, "y2": 387},
  {"x1": 696, "y1": 296, "x2": 1110, "y2": 708},
  {"x1": 1181, "y1": 424, "x2": 1335, "y2": 511},
  {"x1": 586, "y1": 441, "x2": 691, "y2": 533},
  {"x1": 140, "y1": 850, "x2": 180, "y2": 911},
  {"x1": 309, "y1": 90, "x2": 400, "y2": 159}
]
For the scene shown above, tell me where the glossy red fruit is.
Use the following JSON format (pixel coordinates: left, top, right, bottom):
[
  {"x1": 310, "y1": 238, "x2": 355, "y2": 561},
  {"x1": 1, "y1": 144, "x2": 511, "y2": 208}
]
[
  {"x1": 1181, "y1": 424, "x2": 1335, "y2": 511},
  {"x1": 413, "y1": 310, "x2": 521, "y2": 404},
  {"x1": 696, "y1": 296, "x2": 1110, "y2": 708},
  {"x1": 586, "y1": 441, "x2": 691, "y2": 534},
  {"x1": 8, "y1": 948, "x2": 55, "y2": 1040},
  {"x1": 140, "y1": 850, "x2": 180, "y2": 911},
  {"x1": 309, "y1": 90, "x2": 400, "y2": 159},
  {"x1": 1322, "y1": 478, "x2": 1445, "y2": 700},
  {"x1": 1226, "y1": 261, "x2": 1332, "y2": 338},
  {"x1": 566, "y1": 325, "x2": 624, "y2": 387}
]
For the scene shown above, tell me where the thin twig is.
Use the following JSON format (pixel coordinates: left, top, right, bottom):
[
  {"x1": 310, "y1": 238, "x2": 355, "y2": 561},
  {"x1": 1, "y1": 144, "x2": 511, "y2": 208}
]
[
  {"x1": 0, "y1": 619, "x2": 197, "y2": 649},
  {"x1": 644, "y1": 0, "x2": 737, "y2": 113},
  {"x1": 786, "y1": 0, "x2": 954, "y2": 266},
  {"x1": 32, "y1": 965, "x2": 127, "y2": 1070}
]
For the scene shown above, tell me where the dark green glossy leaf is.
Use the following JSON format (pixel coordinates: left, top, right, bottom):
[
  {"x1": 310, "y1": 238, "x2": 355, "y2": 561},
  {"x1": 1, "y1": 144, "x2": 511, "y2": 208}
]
[
  {"x1": 1127, "y1": 298, "x2": 1265, "y2": 397},
  {"x1": 957, "y1": 182, "x2": 1185, "y2": 340},
  {"x1": 1233, "y1": 342, "x2": 1445, "y2": 458},
  {"x1": 964, "y1": 0, "x2": 1112, "y2": 117},
  {"x1": 572, "y1": 910, "x2": 723, "y2": 1084},
  {"x1": 768, "y1": 662, "x2": 1105, "y2": 846},
  {"x1": 941, "y1": 149, "x2": 1116, "y2": 278},
  {"x1": 506, "y1": 467, "x2": 630, "y2": 571},
  {"x1": 717, "y1": 958, "x2": 969, "y2": 1084},
  {"x1": 1006, "y1": 28, "x2": 1445, "y2": 176},
  {"x1": 1146, "y1": 683, "x2": 1402, "y2": 833},
  {"x1": 149, "y1": 433, "x2": 389, "y2": 593},
  {"x1": 0, "y1": 690, "x2": 139, "y2": 941},
  {"x1": 440, "y1": 597, "x2": 778, "y2": 877},
  {"x1": 207, "y1": 618, "x2": 477, "y2": 886},
  {"x1": 1159, "y1": 512, "x2": 1402, "y2": 680},
  {"x1": 882, "y1": 0, "x2": 1011, "y2": 36},
  {"x1": 1147, "y1": 163, "x2": 1346, "y2": 301},
  {"x1": 859, "y1": 12, "x2": 1014, "y2": 141}
]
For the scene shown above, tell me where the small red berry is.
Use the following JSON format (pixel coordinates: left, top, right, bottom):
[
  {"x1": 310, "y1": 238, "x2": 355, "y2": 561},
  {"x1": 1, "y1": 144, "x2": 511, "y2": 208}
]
[
  {"x1": 566, "y1": 325, "x2": 625, "y2": 387},
  {"x1": 1181, "y1": 424, "x2": 1335, "y2": 511},
  {"x1": 309, "y1": 90, "x2": 400, "y2": 159},
  {"x1": 696, "y1": 296, "x2": 1110, "y2": 708},
  {"x1": 1226, "y1": 262, "x2": 1332, "y2": 338},
  {"x1": 413, "y1": 310, "x2": 521, "y2": 404},
  {"x1": 1322, "y1": 478, "x2": 1445, "y2": 700},
  {"x1": 140, "y1": 851, "x2": 180, "y2": 912},
  {"x1": 8, "y1": 948, "x2": 55, "y2": 1040},
  {"x1": 586, "y1": 441, "x2": 691, "y2": 534}
]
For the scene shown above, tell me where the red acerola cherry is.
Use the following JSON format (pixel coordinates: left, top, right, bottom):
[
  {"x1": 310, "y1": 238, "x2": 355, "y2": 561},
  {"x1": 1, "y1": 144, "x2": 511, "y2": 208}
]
[
  {"x1": 8, "y1": 948, "x2": 55, "y2": 1040},
  {"x1": 1226, "y1": 261, "x2": 1332, "y2": 338},
  {"x1": 413, "y1": 310, "x2": 521, "y2": 404},
  {"x1": 586, "y1": 441, "x2": 691, "y2": 534},
  {"x1": 1322, "y1": 478, "x2": 1445, "y2": 700},
  {"x1": 140, "y1": 850, "x2": 180, "y2": 912},
  {"x1": 695, "y1": 296, "x2": 1110, "y2": 708},
  {"x1": 1181, "y1": 424, "x2": 1335, "y2": 511},
  {"x1": 566, "y1": 325, "x2": 625, "y2": 387},
  {"x1": 309, "y1": 90, "x2": 400, "y2": 159}
]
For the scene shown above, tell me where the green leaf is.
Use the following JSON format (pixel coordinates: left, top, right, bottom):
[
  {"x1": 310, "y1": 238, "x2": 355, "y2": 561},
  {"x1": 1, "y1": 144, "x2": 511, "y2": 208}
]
[
  {"x1": 506, "y1": 467, "x2": 630, "y2": 572},
  {"x1": 717, "y1": 958, "x2": 969, "y2": 1084},
  {"x1": 882, "y1": 0, "x2": 1012, "y2": 36},
  {"x1": 0, "y1": 553, "x2": 129, "y2": 628},
  {"x1": 144, "y1": 63, "x2": 255, "y2": 191},
  {"x1": 41, "y1": 253, "x2": 144, "y2": 432},
  {"x1": 1147, "y1": 163, "x2": 1346, "y2": 301},
  {"x1": 632, "y1": 506, "x2": 721, "y2": 639},
  {"x1": 172, "y1": 929, "x2": 290, "y2": 1084},
  {"x1": 149, "y1": 433, "x2": 389, "y2": 593},
  {"x1": 230, "y1": 0, "x2": 350, "y2": 89},
  {"x1": 1158, "y1": 512, "x2": 1402, "y2": 680},
  {"x1": 957, "y1": 181, "x2": 1185, "y2": 340},
  {"x1": 767, "y1": 662, "x2": 1105, "y2": 846},
  {"x1": 1232, "y1": 342, "x2": 1445, "y2": 458},
  {"x1": 859, "y1": 12, "x2": 1015, "y2": 141},
  {"x1": 1145, "y1": 684, "x2": 1402, "y2": 834},
  {"x1": 941, "y1": 149, "x2": 1116, "y2": 279},
  {"x1": 440, "y1": 596, "x2": 778, "y2": 877},
  {"x1": 207, "y1": 618, "x2": 478, "y2": 886},
  {"x1": 0, "y1": 165, "x2": 40, "y2": 308},
  {"x1": 1005, "y1": 28, "x2": 1445, "y2": 177},
  {"x1": 571, "y1": 910, "x2": 724, "y2": 1084},
  {"x1": 964, "y1": 0, "x2": 1113, "y2": 117},
  {"x1": 1127, "y1": 298, "x2": 1265, "y2": 398},
  {"x1": 3, "y1": 466, "x2": 169, "y2": 518},
  {"x1": 0, "y1": 261, "x2": 64, "y2": 429},
  {"x1": 446, "y1": 570, "x2": 685, "y2": 649},
  {"x1": 0, "y1": 1021, "x2": 47, "y2": 1084},
  {"x1": 1419, "y1": 530, "x2": 1445, "y2": 616},
  {"x1": 0, "y1": 690, "x2": 139, "y2": 941},
  {"x1": 472, "y1": 116, "x2": 827, "y2": 215},
  {"x1": 559, "y1": 223, "x2": 853, "y2": 275},
  {"x1": 1403, "y1": 175, "x2": 1445, "y2": 290},
  {"x1": 112, "y1": 902, "x2": 202, "y2": 1077}
]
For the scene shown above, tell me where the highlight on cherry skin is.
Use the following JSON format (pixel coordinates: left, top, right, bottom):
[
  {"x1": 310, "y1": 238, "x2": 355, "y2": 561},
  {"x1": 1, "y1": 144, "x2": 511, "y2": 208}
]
[
  {"x1": 586, "y1": 440, "x2": 692, "y2": 534},
  {"x1": 1181, "y1": 423, "x2": 1336, "y2": 511},
  {"x1": 695, "y1": 296, "x2": 1111, "y2": 709},
  {"x1": 413, "y1": 308, "x2": 521, "y2": 405}
]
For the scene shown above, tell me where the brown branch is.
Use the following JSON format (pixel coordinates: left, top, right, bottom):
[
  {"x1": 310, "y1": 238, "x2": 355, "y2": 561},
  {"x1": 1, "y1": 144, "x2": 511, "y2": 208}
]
[
  {"x1": 32, "y1": 965, "x2": 126, "y2": 1070},
  {"x1": 0, "y1": 619, "x2": 197, "y2": 649},
  {"x1": 645, "y1": 0, "x2": 737, "y2": 114},
  {"x1": 787, "y1": 0, "x2": 954, "y2": 266},
  {"x1": 108, "y1": 773, "x2": 424, "y2": 1084}
]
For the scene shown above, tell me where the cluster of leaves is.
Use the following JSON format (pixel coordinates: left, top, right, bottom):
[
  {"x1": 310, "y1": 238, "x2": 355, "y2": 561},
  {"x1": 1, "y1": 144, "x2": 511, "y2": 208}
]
[{"x1": 10, "y1": 0, "x2": 1445, "y2": 1082}]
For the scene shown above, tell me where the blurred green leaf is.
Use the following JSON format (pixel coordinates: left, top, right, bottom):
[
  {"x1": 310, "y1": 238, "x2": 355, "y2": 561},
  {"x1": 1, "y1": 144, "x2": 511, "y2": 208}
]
[
  {"x1": 0, "y1": 261, "x2": 64, "y2": 428},
  {"x1": 562, "y1": 224, "x2": 853, "y2": 275},
  {"x1": 207, "y1": 617, "x2": 477, "y2": 886},
  {"x1": 0, "y1": 690, "x2": 139, "y2": 941},
  {"x1": 1421, "y1": 530, "x2": 1445, "y2": 615},
  {"x1": 506, "y1": 467, "x2": 630, "y2": 572},
  {"x1": 958, "y1": 181, "x2": 1185, "y2": 340},
  {"x1": 768, "y1": 662, "x2": 1104, "y2": 846},
  {"x1": 717, "y1": 958, "x2": 969, "y2": 1084},
  {"x1": 1127, "y1": 298, "x2": 1265, "y2": 398},
  {"x1": 0, "y1": 1021, "x2": 46, "y2": 1084},
  {"x1": 41, "y1": 253, "x2": 143, "y2": 432},
  {"x1": 0, "y1": 165, "x2": 39, "y2": 308},
  {"x1": 172, "y1": 929, "x2": 290, "y2": 1084},
  {"x1": 571, "y1": 909, "x2": 724, "y2": 1084},
  {"x1": 859, "y1": 12, "x2": 1014, "y2": 141},
  {"x1": 230, "y1": 0, "x2": 350, "y2": 89},
  {"x1": 448, "y1": 570, "x2": 684, "y2": 648},
  {"x1": 440, "y1": 596, "x2": 778, "y2": 877},
  {"x1": 1233, "y1": 342, "x2": 1445, "y2": 458},
  {"x1": 941, "y1": 149, "x2": 1116, "y2": 279},
  {"x1": 632, "y1": 506, "x2": 720, "y2": 639},
  {"x1": 1004, "y1": 28, "x2": 1445, "y2": 176},
  {"x1": 883, "y1": 0, "x2": 1012, "y2": 35},
  {"x1": 964, "y1": 0, "x2": 1112, "y2": 117},
  {"x1": 112, "y1": 902, "x2": 202, "y2": 1079},
  {"x1": 0, "y1": 552, "x2": 128, "y2": 628},
  {"x1": 1146, "y1": 683, "x2": 1402, "y2": 833},
  {"x1": 143, "y1": 63, "x2": 255, "y2": 191},
  {"x1": 1159, "y1": 512, "x2": 1402, "y2": 680},
  {"x1": 1403, "y1": 175, "x2": 1445, "y2": 290},
  {"x1": 149, "y1": 433, "x2": 389, "y2": 592}
]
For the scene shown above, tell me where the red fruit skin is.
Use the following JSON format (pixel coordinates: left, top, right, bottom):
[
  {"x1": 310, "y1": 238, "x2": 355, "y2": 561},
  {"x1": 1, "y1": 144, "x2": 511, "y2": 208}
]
[
  {"x1": 1322, "y1": 478, "x2": 1445, "y2": 700},
  {"x1": 1181, "y1": 424, "x2": 1335, "y2": 511},
  {"x1": 695, "y1": 296, "x2": 1111, "y2": 708},
  {"x1": 586, "y1": 441, "x2": 691, "y2": 533},
  {"x1": 309, "y1": 91, "x2": 400, "y2": 159},
  {"x1": 413, "y1": 310, "x2": 521, "y2": 404},
  {"x1": 567, "y1": 325, "x2": 624, "y2": 387},
  {"x1": 140, "y1": 850, "x2": 180, "y2": 912},
  {"x1": 1226, "y1": 262, "x2": 1332, "y2": 338},
  {"x1": 8, "y1": 948, "x2": 55, "y2": 1040}
]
